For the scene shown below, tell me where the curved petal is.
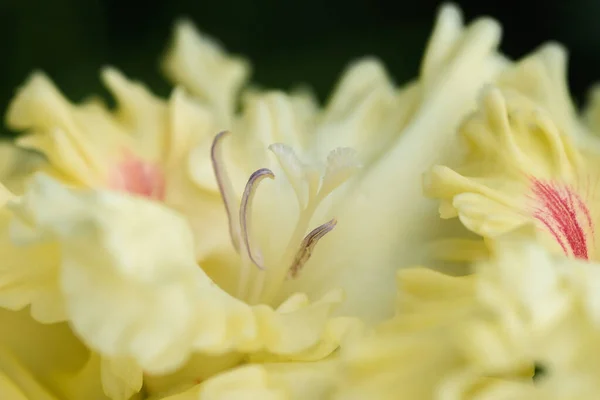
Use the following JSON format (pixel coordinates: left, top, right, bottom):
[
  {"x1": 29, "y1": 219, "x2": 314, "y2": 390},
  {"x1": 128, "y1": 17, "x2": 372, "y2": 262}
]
[
  {"x1": 314, "y1": 59, "x2": 402, "y2": 165},
  {"x1": 101, "y1": 68, "x2": 169, "y2": 162},
  {"x1": 0, "y1": 308, "x2": 90, "y2": 399},
  {"x1": 333, "y1": 267, "x2": 479, "y2": 400},
  {"x1": 0, "y1": 344, "x2": 59, "y2": 400},
  {"x1": 6, "y1": 72, "x2": 127, "y2": 185},
  {"x1": 162, "y1": 20, "x2": 250, "y2": 126},
  {"x1": 0, "y1": 141, "x2": 45, "y2": 195},
  {"x1": 285, "y1": 4, "x2": 505, "y2": 325},
  {"x1": 164, "y1": 88, "x2": 231, "y2": 262},
  {"x1": 424, "y1": 86, "x2": 596, "y2": 260},
  {"x1": 17, "y1": 175, "x2": 352, "y2": 376},
  {"x1": 0, "y1": 184, "x2": 65, "y2": 324},
  {"x1": 198, "y1": 360, "x2": 338, "y2": 400}
]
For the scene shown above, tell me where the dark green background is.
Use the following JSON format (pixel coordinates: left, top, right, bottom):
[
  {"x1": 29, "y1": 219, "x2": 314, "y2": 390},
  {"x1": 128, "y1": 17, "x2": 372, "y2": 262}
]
[{"x1": 1, "y1": 0, "x2": 599, "y2": 136}]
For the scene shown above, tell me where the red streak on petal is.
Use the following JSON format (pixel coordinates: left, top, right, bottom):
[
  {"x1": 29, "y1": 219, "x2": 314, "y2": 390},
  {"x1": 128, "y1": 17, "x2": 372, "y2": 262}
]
[
  {"x1": 531, "y1": 178, "x2": 591, "y2": 260},
  {"x1": 109, "y1": 152, "x2": 166, "y2": 201}
]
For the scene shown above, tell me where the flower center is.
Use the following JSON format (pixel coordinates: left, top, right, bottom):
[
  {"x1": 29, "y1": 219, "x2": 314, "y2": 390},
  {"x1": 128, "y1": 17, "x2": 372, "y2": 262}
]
[
  {"x1": 211, "y1": 131, "x2": 359, "y2": 304},
  {"x1": 531, "y1": 177, "x2": 593, "y2": 260},
  {"x1": 109, "y1": 151, "x2": 166, "y2": 201}
]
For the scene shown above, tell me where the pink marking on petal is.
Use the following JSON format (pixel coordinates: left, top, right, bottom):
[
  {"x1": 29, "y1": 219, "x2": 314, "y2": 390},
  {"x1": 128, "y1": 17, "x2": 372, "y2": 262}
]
[
  {"x1": 531, "y1": 177, "x2": 591, "y2": 260},
  {"x1": 109, "y1": 152, "x2": 166, "y2": 201}
]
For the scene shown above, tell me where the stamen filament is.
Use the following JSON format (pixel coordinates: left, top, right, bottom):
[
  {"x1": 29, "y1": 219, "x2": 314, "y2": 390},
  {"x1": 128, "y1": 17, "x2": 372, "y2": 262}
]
[
  {"x1": 288, "y1": 218, "x2": 338, "y2": 278},
  {"x1": 240, "y1": 168, "x2": 275, "y2": 270},
  {"x1": 211, "y1": 131, "x2": 241, "y2": 252},
  {"x1": 257, "y1": 199, "x2": 320, "y2": 303}
]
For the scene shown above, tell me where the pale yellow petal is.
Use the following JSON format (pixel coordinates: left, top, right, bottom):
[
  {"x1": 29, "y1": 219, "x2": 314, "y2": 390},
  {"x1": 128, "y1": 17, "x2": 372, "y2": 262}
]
[
  {"x1": 0, "y1": 141, "x2": 44, "y2": 194},
  {"x1": 100, "y1": 356, "x2": 144, "y2": 400},
  {"x1": 162, "y1": 20, "x2": 250, "y2": 125},
  {"x1": 17, "y1": 175, "x2": 351, "y2": 375},
  {"x1": 497, "y1": 43, "x2": 581, "y2": 139},
  {"x1": 143, "y1": 352, "x2": 242, "y2": 398},
  {"x1": 101, "y1": 67, "x2": 169, "y2": 161},
  {"x1": 0, "y1": 184, "x2": 64, "y2": 324},
  {"x1": 294, "y1": 7, "x2": 504, "y2": 325},
  {"x1": 55, "y1": 353, "x2": 110, "y2": 400},
  {"x1": 396, "y1": 267, "x2": 476, "y2": 314},
  {"x1": 6, "y1": 72, "x2": 126, "y2": 185},
  {"x1": 0, "y1": 344, "x2": 59, "y2": 400},
  {"x1": 0, "y1": 372, "x2": 29, "y2": 400},
  {"x1": 0, "y1": 308, "x2": 89, "y2": 399},
  {"x1": 199, "y1": 360, "x2": 338, "y2": 400},
  {"x1": 168, "y1": 87, "x2": 216, "y2": 188},
  {"x1": 163, "y1": 89, "x2": 231, "y2": 262},
  {"x1": 314, "y1": 59, "x2": 401, "y2": 165},
  {"x1": 424, "y1": 86, "x2": 591, "y2": 261}
]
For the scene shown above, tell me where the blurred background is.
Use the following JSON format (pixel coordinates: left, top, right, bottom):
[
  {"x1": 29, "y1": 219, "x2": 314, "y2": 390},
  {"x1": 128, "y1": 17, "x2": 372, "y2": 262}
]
[{"x1": 1, "y1": 0, "x2": 599, "y2": 136}]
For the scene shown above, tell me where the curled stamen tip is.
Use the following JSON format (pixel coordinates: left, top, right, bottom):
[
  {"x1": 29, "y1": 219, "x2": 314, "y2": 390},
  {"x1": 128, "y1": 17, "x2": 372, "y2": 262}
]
[
  {"x1": 210, "y1": 130, "x2": 242, "y2": 252},
  {"x1": 249, "y1": 168, "x2": 275, "y2": 181},
  {"x1": 211, "y1": 131, "x2": 232, "y2": 163},
  {"x1": 240, "y1": 168, "x2": 276, "y2": 270},
  {"x1": 288, "y1": 218, "x2": 337, "y2": 279}
]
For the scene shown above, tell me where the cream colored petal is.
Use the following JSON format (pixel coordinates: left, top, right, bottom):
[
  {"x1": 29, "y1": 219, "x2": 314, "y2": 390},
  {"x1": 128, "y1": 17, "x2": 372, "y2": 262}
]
[
  {"x1": 424, "y1": 86, "x2": 590, "y2": 260},
  {"x1": 99, "y1": 356, "x2": 143, "y2": 400},
  {"x1": 162, "y1": 20, "x2": 250, "y2": 126},
  {"x1": 168, "y1": 88, "x2": 216, "y2": 187},
  {"x1": 426, "y1": 237, "x2": 490, "y2": 262},
  {"x1": 0, "y1": 141, "x2": 45, "y2": 195},
  {"x1": 439, "y1": 371, "x2": 539, "y2": 400},
  {"x1": 497, "y1": 43, "x2": 581, "y2": 139},
  {"x1": 19, "y1": 175, "x2": 221, "y2": 373},
  {"x1": 56, "y1": 352, "x2": 146, "y2": 400},
  {"x1": 419, "y1": 4, "x2": 464, "y2": 85},
  {"x1": 268, "y1": 143, "x2": 311, "y2": 207},
  {"x1": 334, "y1": 316, "x2": 466, "y2": 400},
  {"x1": 0, "y1": 224, "x2": 64, "y2": 323},
  {"x1": 584, "y1": 84, "x2": 600, "y2": 135},
  {"x1": 0, "y1": 344, "x2": 59, "y2": 400},
  {"x1": 396, "y1": 267, "x2": 476, "y2": 313},
  {"x1": 0, "y1": 184, "x2": 65, "y2": 324},
  {"x1": 199, "y1": 366, "x2": 285, "y2": 400},
  {"x1": 0, "y1": 372, "x2": 29, "y2": 400},
  {"x1": 153, "y1": 385, "x2": 200, "y2": 400},
  {"x1": 55, "y1": 353, "x2": 110, "y2": 400},
  {"x1": 314, "y1": 59, "x2": 403, "y2": 165},
  {"x1": 323, "y1": 58, "x2": 392, "y2": 120},
  {"x1": 163, "y1": 88, "x2": 232, "y2": 263},
  {"x1": 144, "y1": 352, "x2": 242, "y2": 398},
  {"x1": 198, "y1": 360, "x2": 338, "y2": 400},
  {"x1": 292, "y1": 7, "x2": 504, "y2": 325},
  {"x1": 331, "y1": 265, "x2": 478, "y2": 400},
  {"x1": 6, "y1": 73, "x2": 127, "y2": 185},
  {"x1": 234, "y1": 92, "x2": 308, "y2": 168},
  {"x1": 101, "y1": 68, "x2": 170, "y2": 162},
  {"x1": 0, "y1": 308, "x2": 89, "y2": 399},
  {"x1": 18, "y1": 175, "x2": 351, "y2": 375},
  {"x1": 164, "y1": 155, "x2": 231, "y2": 263}
]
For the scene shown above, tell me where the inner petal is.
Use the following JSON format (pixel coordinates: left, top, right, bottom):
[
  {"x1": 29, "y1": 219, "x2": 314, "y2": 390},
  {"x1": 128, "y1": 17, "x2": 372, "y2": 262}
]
[
  {"x1": 109, "y1": 151, "x2": 166, "y2": 201},
  {"x1": 530, "y1": 177, "x2": 593, "y2": 260}
]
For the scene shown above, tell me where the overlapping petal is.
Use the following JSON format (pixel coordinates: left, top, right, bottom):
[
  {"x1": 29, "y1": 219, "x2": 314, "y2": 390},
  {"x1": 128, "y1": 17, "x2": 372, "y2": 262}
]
[{"x1": 11, "y1": 175, "x2": 352, "y2": 376}]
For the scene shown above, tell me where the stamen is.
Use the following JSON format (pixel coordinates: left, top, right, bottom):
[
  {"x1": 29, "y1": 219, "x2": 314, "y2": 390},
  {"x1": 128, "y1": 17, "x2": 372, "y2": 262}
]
[
  {"x1": 288, "y1": 218, "x2": 337, "y2": 279},
  {"x1": 240, "y1": 168, "x2": 275, "y2": 270},
  {"x1": 211, "y1": 131, "x2": 241, "y2": 252}
]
